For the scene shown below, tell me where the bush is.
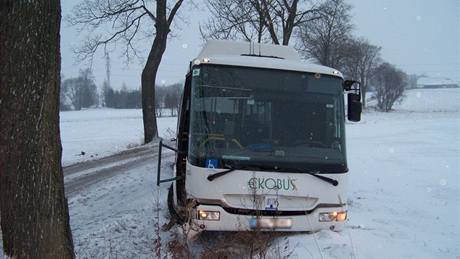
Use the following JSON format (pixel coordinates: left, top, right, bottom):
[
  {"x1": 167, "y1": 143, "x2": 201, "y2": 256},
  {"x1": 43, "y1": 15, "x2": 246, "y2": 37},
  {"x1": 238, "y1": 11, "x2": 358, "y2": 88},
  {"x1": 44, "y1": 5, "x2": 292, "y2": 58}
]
[{"x1": 373, "y1": 63, "x2": 407, "y2": 112}]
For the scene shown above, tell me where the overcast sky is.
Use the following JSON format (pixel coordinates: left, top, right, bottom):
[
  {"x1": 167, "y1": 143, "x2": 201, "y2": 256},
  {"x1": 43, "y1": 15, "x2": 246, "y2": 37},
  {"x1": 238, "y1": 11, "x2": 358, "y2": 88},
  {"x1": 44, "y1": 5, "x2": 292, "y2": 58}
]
[{"x1": 61, "y1": 0, "x2": 460, "y2": 90}]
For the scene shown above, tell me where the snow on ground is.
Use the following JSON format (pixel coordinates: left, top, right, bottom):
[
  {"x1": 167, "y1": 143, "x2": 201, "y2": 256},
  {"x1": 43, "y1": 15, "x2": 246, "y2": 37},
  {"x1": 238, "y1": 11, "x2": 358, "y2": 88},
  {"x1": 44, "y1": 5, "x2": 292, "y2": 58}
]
[
  {"x1": 68, "y1": 158, "x2": 163, "y2": 258},
  {"x1": 1, "y1": 88, "x2": 459, "y2": 258},
  {"x1": 344, "y1": 113, "x2": 459, "y2": 258},
  {"x1": 60, "y1": 109, "x2": 177, "y2": 166},
  {"x1": 65, "y1": 88, "x2": 460, "y2": 258},
  {"x1": 394, "y1": 88, "x2": 460, "y2": 112}
]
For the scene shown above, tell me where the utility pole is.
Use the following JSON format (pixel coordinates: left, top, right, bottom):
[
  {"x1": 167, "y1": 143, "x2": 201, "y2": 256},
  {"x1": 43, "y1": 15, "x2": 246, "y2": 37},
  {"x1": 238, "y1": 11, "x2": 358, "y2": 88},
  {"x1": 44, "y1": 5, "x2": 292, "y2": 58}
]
[
  {"x1": 105, "y1": 50, "x2": 111, "y2": 89},
  {"x1": 103, "y1": 49, "x2": 111, "y2": 107}
]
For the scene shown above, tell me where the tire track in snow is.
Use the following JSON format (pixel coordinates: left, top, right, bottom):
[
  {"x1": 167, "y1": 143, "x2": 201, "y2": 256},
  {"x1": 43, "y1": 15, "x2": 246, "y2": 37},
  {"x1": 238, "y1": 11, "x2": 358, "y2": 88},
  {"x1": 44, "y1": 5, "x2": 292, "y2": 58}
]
[{"x1": 64, "y1": 142, "x2": 175, "y2": 197}]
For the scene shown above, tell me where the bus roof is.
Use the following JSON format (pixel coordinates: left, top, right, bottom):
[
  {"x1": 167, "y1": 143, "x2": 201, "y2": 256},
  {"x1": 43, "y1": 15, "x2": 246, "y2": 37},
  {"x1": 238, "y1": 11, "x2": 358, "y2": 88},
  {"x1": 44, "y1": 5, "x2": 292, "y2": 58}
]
[{"x1": 193, "y1": 40, "x2": 343, "y2": 78}]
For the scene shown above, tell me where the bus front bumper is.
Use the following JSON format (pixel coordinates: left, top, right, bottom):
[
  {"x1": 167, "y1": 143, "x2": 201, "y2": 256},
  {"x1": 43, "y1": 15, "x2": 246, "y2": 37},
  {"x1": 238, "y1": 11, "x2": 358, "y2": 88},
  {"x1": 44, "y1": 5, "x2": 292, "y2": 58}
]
[{"x1": 191, "y1": 204, "x2": 346, "y2": 232}]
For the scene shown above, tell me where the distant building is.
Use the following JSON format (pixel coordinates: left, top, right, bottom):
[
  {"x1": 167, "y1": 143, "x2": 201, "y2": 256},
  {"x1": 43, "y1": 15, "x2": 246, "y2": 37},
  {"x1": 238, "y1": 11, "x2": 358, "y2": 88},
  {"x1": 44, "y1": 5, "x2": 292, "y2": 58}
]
[{"x1": 417, "y1": 77, "x2": 459, "y2": 89}]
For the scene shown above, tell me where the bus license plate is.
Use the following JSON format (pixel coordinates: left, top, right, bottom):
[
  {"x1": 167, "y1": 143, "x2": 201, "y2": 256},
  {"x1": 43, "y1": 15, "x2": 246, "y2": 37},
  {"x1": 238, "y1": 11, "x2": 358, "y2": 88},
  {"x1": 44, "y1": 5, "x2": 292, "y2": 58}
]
[{"x1": 249, "y1": 218, "x2": 292, "y2": 229}]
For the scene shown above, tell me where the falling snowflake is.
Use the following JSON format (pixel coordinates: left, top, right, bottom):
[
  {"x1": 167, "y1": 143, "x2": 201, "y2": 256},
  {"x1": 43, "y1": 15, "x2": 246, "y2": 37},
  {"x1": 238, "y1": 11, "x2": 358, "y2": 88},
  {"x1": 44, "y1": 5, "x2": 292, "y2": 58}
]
[
  {"x1": 182, "y1": 43, "x2": 188, "y2": 49},
  {"x1": 416, "y1": 15, "x2": 422, "y2": 21},
  {"x1": 439, "y1": 179, "x2": 447, "y2": 186}
]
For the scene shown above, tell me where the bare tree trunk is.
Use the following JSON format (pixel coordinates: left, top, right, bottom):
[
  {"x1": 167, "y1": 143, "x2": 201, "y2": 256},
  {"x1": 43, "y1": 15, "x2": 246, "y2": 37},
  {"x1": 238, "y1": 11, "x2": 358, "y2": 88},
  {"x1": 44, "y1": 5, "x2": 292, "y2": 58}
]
[
  {"x1": 0, "y1": 1, "x2": 74, "y2": 258},
  {"x1": 360, "y1": 74, "x2": 367, "y2": 109},
  {"x1": 362, "y1": 84, "x2": 367, "y2": 109},
  {"x1": 141, "y1": 15, "x2": 169, "y2": 143},
  {"x1": 282, "y1": 0, "x2": 299, "y2": 45}
]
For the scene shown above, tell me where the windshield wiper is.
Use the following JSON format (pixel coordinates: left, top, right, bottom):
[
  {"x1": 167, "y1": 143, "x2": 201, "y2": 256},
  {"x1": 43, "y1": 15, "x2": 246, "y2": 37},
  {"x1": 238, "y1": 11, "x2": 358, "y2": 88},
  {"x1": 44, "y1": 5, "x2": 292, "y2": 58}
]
[
  {"x1": 207, "y1": 164, "x2": 262, "y2": 181},
  {"x1": 303, "y1": 171, "x2": 339, "y2": 186},
  {"x1": 207, "y1": 166, "x2": 236, "y2": 181}
]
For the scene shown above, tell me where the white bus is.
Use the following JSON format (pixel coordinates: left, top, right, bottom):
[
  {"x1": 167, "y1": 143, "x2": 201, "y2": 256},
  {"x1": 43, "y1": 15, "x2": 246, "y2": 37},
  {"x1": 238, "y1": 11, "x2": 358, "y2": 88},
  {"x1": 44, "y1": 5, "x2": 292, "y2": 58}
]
[{"x1": 157, "y1": 40, "x2": 361, "y2": 233}]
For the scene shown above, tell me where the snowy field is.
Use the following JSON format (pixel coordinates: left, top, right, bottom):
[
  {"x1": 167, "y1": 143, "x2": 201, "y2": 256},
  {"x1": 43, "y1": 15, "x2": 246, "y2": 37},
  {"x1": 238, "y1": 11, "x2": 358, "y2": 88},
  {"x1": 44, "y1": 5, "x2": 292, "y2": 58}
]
[
  {"x1": 60, "y1": 109, "x2": 177, "y2": 166},
  {"x1": 345, "y1": 89, "x2": 460, "y2": 258},
  {"x1": 1, "y1": 88, "x2": 459, "y2": 258}
]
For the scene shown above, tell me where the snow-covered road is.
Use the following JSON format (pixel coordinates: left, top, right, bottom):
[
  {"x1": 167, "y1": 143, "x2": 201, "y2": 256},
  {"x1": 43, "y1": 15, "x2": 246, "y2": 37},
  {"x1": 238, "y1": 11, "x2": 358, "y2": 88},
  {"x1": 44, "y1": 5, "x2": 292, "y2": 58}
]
[
  {"x1": 64, "y1": 143, "x2": 174, "y2": 258},
  {"x1": 64, "y1": 144, "x2": 158, "y2": 197}
]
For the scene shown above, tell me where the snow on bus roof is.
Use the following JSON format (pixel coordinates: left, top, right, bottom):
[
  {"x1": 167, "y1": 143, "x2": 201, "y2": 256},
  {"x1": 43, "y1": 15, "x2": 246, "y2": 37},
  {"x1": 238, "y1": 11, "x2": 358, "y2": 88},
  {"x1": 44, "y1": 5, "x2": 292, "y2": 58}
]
[{"x1": 193, "y1": 40, "x2": 343, "y2": 78}]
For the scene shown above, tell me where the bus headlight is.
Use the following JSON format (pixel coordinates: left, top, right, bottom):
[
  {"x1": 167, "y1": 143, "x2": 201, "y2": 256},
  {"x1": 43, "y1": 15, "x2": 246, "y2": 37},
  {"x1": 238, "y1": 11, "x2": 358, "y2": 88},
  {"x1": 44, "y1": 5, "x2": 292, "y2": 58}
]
[
  {"x1": 198, "y1": 210, "x2": 220, "y2": 221},
  {"x1": 336, "y1": 211, "x2": 347, "y2": 221},
  {"x1": 319, "y1": 211, "x2": 347, "y2": 222}
]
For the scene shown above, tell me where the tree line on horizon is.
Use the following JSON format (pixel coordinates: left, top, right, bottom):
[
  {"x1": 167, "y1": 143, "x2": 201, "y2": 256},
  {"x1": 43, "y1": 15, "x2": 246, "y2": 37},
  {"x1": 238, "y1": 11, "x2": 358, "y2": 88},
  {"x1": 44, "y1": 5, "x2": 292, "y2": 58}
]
[{"x1": 60, "y1": 69, "x2": 182, "y2": 116}]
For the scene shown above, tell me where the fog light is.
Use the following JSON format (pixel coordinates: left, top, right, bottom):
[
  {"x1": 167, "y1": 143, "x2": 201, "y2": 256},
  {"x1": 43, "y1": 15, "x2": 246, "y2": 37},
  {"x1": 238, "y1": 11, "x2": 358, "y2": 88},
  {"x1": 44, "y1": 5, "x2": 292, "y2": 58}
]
[
  {"x1": 319, "y1": 211, "x2": 347, "y2": 222},
  {"x1": 197, "y1": 210, "x2": 220, "y2": 221}
]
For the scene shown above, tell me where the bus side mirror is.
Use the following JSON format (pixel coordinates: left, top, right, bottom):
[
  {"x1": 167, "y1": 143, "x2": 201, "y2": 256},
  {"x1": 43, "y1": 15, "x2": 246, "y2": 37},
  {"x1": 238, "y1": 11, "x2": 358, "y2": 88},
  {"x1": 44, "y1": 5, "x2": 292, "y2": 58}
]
[
  {"x1": 344, "y1": 80, "x2": 362, "y2": 122},
  {"x1": 347, "y1": 93, "x2": 362, "y2": 122}
]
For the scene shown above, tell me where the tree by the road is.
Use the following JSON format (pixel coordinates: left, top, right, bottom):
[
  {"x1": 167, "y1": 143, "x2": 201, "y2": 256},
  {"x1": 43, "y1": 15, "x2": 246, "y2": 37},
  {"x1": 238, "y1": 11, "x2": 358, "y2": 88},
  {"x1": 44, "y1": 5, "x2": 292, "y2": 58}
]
[
  {"x1": 0, "y1": 1, "x2": 74, "y2": 258},
  {"x1": 297, "y1": 0, "x2": 353, "y2": 69},
  {"x1": 373, "y1": 62, "x2": 407, "y2": 112},
  {"x1": 69, "y1": 0, "x2": 184, "y2": 143},
  {"x1": 341, "y1": 37, "x2": 381, "y2": 109}
]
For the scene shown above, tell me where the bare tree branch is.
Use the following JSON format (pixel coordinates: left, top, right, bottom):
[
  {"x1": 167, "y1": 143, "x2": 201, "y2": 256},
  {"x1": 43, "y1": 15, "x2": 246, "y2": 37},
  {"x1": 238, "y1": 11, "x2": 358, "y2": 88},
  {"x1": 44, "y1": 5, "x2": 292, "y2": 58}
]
[
  {"x1": 297, "y1": 0, "x2": 353, "y2": 68},
  {"x1": 167, "y1": 0, "x2": 184, "y2": 27},
  {"x1": 202, "y1": 0, "x2": 321, "y2": 45},
  {"x1": 141, "y1": 0, "x2": 156, "y2": 21}
]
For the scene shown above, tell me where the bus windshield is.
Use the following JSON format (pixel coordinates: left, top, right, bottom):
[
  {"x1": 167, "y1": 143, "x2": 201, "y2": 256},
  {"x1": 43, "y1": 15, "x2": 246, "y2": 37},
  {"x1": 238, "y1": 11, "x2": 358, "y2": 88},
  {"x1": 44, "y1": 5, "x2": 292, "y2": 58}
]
[{"x1": 188, "y1": 65, "x2": 347, "y2": 173}]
